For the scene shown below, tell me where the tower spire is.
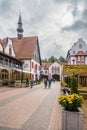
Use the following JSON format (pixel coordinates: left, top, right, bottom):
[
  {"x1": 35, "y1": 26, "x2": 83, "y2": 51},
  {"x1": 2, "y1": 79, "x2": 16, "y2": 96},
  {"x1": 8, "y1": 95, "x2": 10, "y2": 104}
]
[{"x1": 17, "y1": 13, "x2": 23, "y2": 39}]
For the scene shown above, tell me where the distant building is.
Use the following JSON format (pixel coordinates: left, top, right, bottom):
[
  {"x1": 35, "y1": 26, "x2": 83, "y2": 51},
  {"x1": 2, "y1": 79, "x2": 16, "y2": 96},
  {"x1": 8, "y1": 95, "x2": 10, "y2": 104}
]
[
  {"x1": 0, "y1": 14, "x2": 41, "y2": 85},
  {"x1": 41, "y1": 62, "x2": 62, "y2": 81},
  {"x1": 66, "y1": 38, "x2": 87, "y2": 65}
]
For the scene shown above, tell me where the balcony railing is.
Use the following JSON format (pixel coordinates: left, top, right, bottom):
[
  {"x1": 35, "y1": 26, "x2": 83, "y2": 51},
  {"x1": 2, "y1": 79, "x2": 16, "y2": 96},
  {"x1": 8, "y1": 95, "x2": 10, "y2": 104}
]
[{"x1": 0, "y1": 60, "x2": 21, "y2": 70}]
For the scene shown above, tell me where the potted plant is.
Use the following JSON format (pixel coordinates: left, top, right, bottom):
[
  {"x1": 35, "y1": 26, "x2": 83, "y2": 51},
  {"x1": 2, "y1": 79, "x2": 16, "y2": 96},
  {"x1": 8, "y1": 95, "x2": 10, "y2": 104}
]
[
  {"x1": 0, "y1": 80, "x2": 2, "y2": 87},
  {"x1": 60, "y1": 80, "x2": 70, "y2": 94},
  {"x1": 58, "y1": 93, "x2": 83, "y2": 130},
  {"x1": 8, "y1": 80, "x2": 15, "y2": 87},
  {"x1": 26, "y1": 78, "x2": 29, "y2": 87}
]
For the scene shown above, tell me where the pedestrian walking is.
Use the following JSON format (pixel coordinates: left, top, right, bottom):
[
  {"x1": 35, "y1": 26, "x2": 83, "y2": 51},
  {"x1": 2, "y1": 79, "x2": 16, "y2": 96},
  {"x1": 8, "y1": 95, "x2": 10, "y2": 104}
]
[
  {"x1": 30, "y1": 79, "x2": 33, "y2": 88},
  {"x1": 43, "y1": 78, "x2": 47, "y2": 88},
  {"x1": 48, "y1": 80, "x2": 51, "y2": 88}
]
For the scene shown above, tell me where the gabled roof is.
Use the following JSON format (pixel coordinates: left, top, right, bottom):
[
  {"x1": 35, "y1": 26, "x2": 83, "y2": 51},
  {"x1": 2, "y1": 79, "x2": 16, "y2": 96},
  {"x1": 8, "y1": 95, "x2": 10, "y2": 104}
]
[
  {"x1": 42, "y1": 62, "x2": 60, "y2": 69},
  {"x1": 0, "y1": 36, "x2": 42, "y2": 64},
  {"x1": 42, "y1": 62, "x2": 52, "y2": 69},
  {"x1": 10, "y1": 36, "x2": 38, "y2": 59},
  {"x1": 0, "y1": 38, "x2": 7, "y2": 48}
]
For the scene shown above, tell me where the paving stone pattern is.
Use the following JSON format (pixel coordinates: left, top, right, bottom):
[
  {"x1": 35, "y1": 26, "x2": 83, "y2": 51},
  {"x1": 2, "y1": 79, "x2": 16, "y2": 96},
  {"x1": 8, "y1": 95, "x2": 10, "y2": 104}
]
[
  {"x1": 21, "y1": 88, "x2": 57, "y2": 130},
  {"x1": 0, "y1": 82, "x2": 61, "y2": 130}
]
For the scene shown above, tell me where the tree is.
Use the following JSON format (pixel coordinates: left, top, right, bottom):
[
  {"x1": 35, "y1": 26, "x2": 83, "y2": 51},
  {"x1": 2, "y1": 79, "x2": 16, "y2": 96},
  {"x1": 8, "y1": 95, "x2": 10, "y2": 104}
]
[
  {"x1": 42, "y1": 58, "x2": 48, "y2": 62},
  {"x1": 48, "y1": 56, "x2": 58, "y2": 62},
  {"x1": 41, "y1": 56, "x2": 66, "y2": 63},
  {"x1": 48, "y1": 56, "x2": 55, "y2": 62},
  {"x1": 58, "y1": 56, "x2": 66, "y2": 62}
]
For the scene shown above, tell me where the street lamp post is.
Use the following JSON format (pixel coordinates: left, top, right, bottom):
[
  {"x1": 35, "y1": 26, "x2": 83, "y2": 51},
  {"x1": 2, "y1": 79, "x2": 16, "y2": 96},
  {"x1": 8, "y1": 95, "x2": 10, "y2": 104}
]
[
  {"x1": 72, "y1": 59, "x2": 75, "y2": 65},
  {"x1": 72, "y1": 59, "x2": 75, "y2": 76}
]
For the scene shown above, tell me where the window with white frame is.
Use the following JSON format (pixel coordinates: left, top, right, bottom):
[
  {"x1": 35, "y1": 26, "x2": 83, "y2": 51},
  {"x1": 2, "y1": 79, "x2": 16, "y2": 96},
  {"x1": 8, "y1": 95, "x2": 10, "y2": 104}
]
[
  {"x1": 78, "y1": 56, "x2": 80, "y2": 61},
  {"x1": 79, "y1": 44, "x2": 82, "y2": 49},
  {"x1": 81, "y1": 56, "x2": 84, "y2": 61},
  {"x1": 73, "y1": 50, "x2": 75, "y2": 54},
  {"x1": 52, "y1": 66, "x2": 54, "y2": 73}
]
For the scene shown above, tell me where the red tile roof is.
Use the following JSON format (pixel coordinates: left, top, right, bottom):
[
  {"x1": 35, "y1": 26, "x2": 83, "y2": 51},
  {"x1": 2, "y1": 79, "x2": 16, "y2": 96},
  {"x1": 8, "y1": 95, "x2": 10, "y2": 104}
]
[
  {"x1": 0, "y1": 36, "x2": 41, "y2": 64},
  {"x1": 80, "y1": 72, "x2": 87, "y2": 76},
  {"x1": 76, "y1": 51, "x2": 86, "y2": 56},
  {"x1": 42, "y1": 62, "x2": 54, "y2": 69},
  {"x1": 10, "y1": 36, "x2": 38, "y2": 59}
]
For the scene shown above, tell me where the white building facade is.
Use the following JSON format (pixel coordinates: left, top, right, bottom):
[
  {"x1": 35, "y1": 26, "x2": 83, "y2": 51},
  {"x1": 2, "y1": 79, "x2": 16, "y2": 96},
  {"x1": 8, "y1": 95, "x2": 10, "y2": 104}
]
[
  {"x1": 66, "y1": 38, "x2": 87, "y2": 65},
  {"x1": 41, "y1": 62, "x2": 62, "y2": 81},
  {"x1": 0, "y1": 14, "x2": 42, "y2": 85},
  {"x1": 0, "y1": 36, "x2": 41, "y2": 84}
]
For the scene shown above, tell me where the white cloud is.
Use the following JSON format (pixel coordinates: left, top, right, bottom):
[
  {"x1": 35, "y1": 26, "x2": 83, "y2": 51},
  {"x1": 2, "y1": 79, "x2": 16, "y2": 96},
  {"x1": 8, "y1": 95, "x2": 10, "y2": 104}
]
[{"x1": 0, "y1": 0, "x2": 87, "y2": 59}]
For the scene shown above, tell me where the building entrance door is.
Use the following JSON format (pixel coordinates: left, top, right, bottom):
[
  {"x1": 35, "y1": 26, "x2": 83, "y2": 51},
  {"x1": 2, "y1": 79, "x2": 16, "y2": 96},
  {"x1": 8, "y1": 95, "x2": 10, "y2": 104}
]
[{"x1": 52, "y1": 74, "x2": 60, "y2": 81}]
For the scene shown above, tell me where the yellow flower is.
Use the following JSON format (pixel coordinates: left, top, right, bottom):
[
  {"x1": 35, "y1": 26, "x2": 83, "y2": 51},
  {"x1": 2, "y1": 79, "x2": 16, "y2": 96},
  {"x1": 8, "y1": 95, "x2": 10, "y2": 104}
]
[{"x1": 58, "y1": 93, "x2": 83, "y2": 111}]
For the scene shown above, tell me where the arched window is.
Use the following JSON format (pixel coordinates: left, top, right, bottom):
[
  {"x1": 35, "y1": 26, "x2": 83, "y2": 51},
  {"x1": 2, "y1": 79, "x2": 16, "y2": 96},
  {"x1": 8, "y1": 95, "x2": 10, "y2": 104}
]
[
  {"x1": 13, "y1": 70, "x2": 20, "y2": 80},
  {"x1": 1, "y1": 69, "x2": 9, "y2": 80}
]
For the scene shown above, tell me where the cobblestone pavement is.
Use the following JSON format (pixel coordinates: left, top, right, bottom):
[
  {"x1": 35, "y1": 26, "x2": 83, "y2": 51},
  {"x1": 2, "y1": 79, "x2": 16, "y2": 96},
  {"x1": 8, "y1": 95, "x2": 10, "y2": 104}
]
[{"x1": 0, "y1": 82, "x2": 62, "y2": 130}]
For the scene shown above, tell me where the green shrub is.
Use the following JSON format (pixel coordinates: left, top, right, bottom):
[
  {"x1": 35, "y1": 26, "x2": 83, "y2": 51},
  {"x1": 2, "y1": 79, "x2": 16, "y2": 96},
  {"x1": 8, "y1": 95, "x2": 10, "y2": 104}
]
[
  {"x1": 71, "y1": 77, "x2": 79, "y2": 94},
  {"x1": 9, "y1": 80, "x2": 15, "y2": 84},
  {"x1": 65, "y1": 76, "x2": 72, "y2": 88},
  {"x1": 35, "y1": 79, "x2": 41, "y2": 84},
  {"x1": 26, "y1": 78, "x2": 29, "y2": 85}
]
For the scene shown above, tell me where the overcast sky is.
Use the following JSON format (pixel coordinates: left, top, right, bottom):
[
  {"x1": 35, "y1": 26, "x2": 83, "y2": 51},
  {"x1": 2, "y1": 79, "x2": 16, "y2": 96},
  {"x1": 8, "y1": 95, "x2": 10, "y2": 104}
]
[{"x1": 0, "y1": 0, "x2": 87, "y2": 59}]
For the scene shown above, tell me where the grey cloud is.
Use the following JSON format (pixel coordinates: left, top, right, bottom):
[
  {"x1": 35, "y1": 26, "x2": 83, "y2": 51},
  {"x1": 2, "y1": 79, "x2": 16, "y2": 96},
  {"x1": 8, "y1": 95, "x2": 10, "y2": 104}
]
[
  {"x1": 0, "y1": 0, "x2": 12, "y2": 10},
  {"x1": 82, "y1": 9, "x2": 87, "y2": 21},
  {"x1": 62, "y1": 20, "x2": 87, "y2": 31},
  {"x1": 62, "y1": 7, "x2": 87, "y2": 31},
  {"x1": 0, "y1": 25, "x2": 4, "y2": 36},
  {"x1": 52, "y1": 42, "x2": 62, "y2": 49},
  {"x1": 0, "y1": 0, "x2": 12, "y2": 16},
  {"x1": 22, "y1": 0, "x2": 55, "y2": 25},
  {"x1": 0, "y1": 0, "x2": 87, "y2": 59},
  {"x1": 54, "y1": 0, "x2": 71, "y2": 3},
  {"x1": 72, "y1": 4, "x2": 78, "y2": 17},
  {"x1": 54, "y1": 0, "x2": 78, "y2": 4},
  {"x1": 0, "y1": 0, "x2": 18, "y2": 18}
]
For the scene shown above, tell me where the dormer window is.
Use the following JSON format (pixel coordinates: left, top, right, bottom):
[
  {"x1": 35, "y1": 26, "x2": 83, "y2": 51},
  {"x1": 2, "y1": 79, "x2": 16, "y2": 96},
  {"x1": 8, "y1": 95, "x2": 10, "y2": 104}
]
[{"x1": 73, "y1": 51, "x2": 75, "y2": 54}]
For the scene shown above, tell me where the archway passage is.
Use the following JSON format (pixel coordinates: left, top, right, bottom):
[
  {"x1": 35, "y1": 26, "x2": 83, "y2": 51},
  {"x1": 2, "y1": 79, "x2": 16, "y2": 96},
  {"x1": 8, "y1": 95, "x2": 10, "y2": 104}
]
[
  {"x1": 52, "y1": 74, "x2": 60, "y2": 81},
  {"x1": 40, "y1": 75, "x2": 48, "y2": 80}
]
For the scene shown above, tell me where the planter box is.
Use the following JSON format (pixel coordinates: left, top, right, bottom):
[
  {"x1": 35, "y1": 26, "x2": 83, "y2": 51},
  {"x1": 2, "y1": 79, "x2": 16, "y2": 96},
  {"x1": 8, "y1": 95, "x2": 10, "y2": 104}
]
[
  {"x1": 62, "y1": 108, "x2": 83, "y2": 130},
  {"x1": 0, "y1": 82, "x2": 2, "y2": 87},
  {"x1": 8, "y1": 84, "x2": 15, "y2": 87},
  {"x1": 15, "y1": 81, "x2": 21, "y2": 88}
]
